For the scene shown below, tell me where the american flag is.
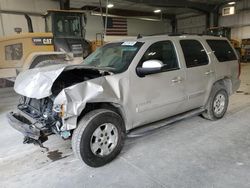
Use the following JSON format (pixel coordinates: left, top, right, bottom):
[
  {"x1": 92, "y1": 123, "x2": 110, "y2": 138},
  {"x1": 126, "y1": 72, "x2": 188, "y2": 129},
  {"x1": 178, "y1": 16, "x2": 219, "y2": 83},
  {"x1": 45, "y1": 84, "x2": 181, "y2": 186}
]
[{"x1": 105, "y1": 17, "x2": 127, "y2": 36}]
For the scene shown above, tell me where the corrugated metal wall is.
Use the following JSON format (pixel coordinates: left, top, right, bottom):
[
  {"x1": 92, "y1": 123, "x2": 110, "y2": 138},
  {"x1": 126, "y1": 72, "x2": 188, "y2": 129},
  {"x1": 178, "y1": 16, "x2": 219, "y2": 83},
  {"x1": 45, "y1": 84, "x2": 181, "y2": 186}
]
[
  {"x1": 219, "y1": 0, "x2": 250, "y2": 40},
  {"x1": 177, "y1": 13, "x2": 206, "y2": 34}
]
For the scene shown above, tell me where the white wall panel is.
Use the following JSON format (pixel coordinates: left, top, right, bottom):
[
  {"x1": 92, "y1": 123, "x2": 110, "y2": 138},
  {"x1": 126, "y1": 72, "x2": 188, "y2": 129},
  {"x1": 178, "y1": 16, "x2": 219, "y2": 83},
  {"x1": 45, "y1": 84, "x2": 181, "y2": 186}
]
[
  {"x1": 1, "y1": 14, "x2": 45, "y2": 35},
  {"x1": 0, "y1": 0, "x2": 58, "y2": 13},
  {"x1": 1, "y1": 14, "x2": 29, "y2": 34},
  {"x1": 0, "y1": 0, "x2": 35, "y2": 12},
  {"x1": 127, "y1": 19, "x2": 172, "y2": 36},
  {"x1": 84, "y1": 13, "x2": 104, "y2": 40},
  {"x1": 0, "y1": 0, "x2": 59, "y2": 37},
  {"x1": 177, "y1": 15, "x2": 206, "y2": 34}
]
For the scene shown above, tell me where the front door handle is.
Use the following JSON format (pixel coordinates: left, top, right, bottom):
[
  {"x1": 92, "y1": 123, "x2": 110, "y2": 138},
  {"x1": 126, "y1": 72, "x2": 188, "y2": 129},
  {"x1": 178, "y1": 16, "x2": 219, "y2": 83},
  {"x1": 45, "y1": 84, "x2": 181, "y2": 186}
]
[
  {"x1": 205, "y1": 70, "x2": 214, "y2": 75},
  {"x1": 172, "y1": 77, "x2": 183, "y2": 83}
]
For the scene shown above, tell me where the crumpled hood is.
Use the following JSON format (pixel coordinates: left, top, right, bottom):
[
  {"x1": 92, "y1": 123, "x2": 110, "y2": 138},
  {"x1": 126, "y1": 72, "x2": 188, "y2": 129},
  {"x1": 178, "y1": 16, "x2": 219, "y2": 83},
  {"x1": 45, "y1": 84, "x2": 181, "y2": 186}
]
[
  {"x1": 14, "y1": 64, "x2": 103, "y2": 99},
  {"x1": 14, "y1": 64, "x2": 67, "y2": 99}
]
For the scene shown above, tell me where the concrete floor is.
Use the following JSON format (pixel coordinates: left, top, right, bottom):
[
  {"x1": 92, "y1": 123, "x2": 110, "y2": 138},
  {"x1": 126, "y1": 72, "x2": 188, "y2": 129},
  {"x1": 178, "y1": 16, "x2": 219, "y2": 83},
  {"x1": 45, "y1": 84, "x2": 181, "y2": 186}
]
[{"x1": 1, "y1": 64, "x2": 250, "y2": 188}]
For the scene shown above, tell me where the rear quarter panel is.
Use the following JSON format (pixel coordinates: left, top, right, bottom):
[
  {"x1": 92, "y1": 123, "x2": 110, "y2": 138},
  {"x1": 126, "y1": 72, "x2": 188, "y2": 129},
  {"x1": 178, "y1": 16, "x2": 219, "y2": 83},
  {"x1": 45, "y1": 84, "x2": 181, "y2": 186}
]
[{"x1": 205, "y1": 38, "x2": 240, "y2": 95}]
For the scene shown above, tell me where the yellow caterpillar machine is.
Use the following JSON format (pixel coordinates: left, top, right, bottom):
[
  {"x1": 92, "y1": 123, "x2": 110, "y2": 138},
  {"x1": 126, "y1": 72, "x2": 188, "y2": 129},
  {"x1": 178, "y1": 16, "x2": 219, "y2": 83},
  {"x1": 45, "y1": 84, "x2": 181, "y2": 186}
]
[
  {"x1": 241, "y1": 38, "x2": 250, "y2": 62},
  {"x1": 0, "y1": 10, "x2": 91, "y2": 80}
]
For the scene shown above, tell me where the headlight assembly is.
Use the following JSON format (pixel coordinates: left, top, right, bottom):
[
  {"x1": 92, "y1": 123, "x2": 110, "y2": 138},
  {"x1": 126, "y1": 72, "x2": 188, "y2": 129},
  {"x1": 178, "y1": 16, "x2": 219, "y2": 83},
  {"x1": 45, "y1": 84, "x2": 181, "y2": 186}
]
[{"x1": 53, "y1": 104, "x2": 64, "y2": 117}]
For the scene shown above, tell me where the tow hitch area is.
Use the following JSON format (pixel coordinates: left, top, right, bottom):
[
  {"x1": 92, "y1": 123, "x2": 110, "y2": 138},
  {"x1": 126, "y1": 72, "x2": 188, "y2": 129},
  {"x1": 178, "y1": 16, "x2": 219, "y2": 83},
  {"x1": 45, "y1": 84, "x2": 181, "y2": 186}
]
[{"x1": 7, "y1": 111, "x2": 49, "y2": 149}]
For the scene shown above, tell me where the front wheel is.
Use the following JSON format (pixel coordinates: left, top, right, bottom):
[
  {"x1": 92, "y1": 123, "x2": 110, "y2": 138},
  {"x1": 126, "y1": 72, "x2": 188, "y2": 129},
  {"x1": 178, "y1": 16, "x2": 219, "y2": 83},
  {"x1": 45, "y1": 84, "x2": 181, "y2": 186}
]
[
  {"x1": 202, "y1": 88, "x2": 229, "y2": 120},
  {"x1": 72, "y1": 109, "x2": 125, "y2": 167}
]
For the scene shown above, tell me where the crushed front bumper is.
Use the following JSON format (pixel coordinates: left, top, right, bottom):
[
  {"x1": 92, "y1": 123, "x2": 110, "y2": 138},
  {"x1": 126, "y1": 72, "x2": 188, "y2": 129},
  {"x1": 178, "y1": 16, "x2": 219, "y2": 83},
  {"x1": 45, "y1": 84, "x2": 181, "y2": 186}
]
[{"x1": 7, "y1": 111, "x2": 41, "y2": 140}]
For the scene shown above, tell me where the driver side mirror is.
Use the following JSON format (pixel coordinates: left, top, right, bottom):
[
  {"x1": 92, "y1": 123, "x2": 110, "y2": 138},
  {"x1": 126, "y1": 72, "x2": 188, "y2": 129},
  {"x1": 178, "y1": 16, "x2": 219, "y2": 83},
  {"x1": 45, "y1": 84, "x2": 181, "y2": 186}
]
[{"x1": 136, "y1": 60, "x2": 164, "y2": 77}]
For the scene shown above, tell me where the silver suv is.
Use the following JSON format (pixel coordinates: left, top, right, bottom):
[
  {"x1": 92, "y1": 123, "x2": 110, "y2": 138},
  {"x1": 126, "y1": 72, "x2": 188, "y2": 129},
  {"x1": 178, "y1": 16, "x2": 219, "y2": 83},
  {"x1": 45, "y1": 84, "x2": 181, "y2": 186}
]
[{"x1": 8, "y1": 35, "x2": 241, "y2": 167}]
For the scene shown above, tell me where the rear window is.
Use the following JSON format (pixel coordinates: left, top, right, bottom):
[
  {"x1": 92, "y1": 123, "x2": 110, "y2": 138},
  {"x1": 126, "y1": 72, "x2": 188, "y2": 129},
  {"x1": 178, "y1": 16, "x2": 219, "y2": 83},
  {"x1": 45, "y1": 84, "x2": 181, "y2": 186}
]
[
  {"x1": 206, "y1": 40, "x2": 237, "y2": 62},
  {"x1": 180, "y1": 40, "x2": 209, "y2": 68}
]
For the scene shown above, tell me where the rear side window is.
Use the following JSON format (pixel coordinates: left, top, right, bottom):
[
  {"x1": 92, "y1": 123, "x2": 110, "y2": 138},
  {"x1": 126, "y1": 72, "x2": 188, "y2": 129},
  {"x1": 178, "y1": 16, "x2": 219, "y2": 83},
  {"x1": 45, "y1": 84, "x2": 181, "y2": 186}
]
[
  {"x1": 206, "y1": 40, "x2": 237, "y2": 62},
  {"x1": 180, "y1": 40, "x2": 209, "y2": 68}
]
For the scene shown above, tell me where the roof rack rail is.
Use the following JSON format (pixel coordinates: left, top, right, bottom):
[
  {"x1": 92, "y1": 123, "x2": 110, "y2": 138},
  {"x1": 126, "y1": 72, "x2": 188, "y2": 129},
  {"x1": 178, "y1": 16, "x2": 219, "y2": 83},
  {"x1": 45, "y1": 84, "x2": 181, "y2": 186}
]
[
  {"x1": 168, "y1": 33, "x2": 183, "y2": 36},
  {"x1": 136, "y1": 32, "x2": 213, "y2": 38},
  {"x1": 146, "y1": 33, "x2": 168, "y2": 36},
  {"x1": 168, "y1": 32, "x2": 205, "y2": 36}
]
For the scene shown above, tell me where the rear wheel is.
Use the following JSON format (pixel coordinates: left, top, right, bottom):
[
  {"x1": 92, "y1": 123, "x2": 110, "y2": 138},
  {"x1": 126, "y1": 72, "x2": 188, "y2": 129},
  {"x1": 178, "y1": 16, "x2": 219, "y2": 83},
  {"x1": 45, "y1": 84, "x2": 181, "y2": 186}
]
[
  {"x1": 202, "y1": 87, "x2": 229, "y2": 120},
  {"x1": 72, "y1": 109, "x2": 125, "y2": 167}
]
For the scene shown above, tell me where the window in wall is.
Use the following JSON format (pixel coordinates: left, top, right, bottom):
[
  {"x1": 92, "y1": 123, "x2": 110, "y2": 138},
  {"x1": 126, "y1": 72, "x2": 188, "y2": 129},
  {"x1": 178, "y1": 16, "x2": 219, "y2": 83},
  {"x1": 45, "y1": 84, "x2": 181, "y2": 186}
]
[
  {"x1": 180, "y1": 40, "x2": 209, "y2": 68},
  {"x1": 206, "y1": 40, "x2": 237, "y2": 62}
]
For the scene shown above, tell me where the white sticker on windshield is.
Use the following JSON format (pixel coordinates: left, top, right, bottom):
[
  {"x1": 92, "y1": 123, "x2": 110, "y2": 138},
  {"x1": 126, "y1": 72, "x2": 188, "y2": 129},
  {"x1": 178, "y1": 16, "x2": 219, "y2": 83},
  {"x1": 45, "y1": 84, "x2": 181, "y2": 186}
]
[{"x1": 122, "y1": 41, "x2": 137, "y2": 46}]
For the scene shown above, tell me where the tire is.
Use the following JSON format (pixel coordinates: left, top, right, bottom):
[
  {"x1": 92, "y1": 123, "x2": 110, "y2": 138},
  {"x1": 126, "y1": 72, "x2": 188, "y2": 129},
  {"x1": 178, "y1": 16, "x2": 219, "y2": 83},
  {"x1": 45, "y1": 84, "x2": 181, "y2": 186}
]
[
  {"x1": 202, "y1": 86, "x2": 229, "y2": 121},
  {"x1": 72, "y1": 109, "x2": 125, "y2": 167}
]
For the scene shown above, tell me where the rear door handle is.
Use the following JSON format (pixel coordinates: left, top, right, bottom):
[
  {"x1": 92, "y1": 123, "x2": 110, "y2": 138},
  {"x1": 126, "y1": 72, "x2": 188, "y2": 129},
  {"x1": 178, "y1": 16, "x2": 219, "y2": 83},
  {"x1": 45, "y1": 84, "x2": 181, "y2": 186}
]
[
  {"x1": 172, "y1": 77, "x2": 183, "y2": 83},
  {"x1": 205, "y1": 70, "x2": 214, "y2": 75}
]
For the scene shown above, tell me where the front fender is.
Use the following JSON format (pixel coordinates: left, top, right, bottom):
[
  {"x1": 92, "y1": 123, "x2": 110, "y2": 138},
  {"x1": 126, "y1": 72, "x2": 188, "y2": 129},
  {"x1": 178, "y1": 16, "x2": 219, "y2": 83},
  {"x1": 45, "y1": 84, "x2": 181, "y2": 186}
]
[{"x1": 54, "y1": 76, "x2": 131, "y2": 131}]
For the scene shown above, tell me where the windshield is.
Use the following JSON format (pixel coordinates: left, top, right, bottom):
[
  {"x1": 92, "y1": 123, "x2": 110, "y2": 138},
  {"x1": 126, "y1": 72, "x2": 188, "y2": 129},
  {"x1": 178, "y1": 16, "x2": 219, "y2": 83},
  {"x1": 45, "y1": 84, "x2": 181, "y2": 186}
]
[
  {"x1": 83, "y1": 42, "x2": 143, "y2": 73},
  {"x1": 54, "y1": 14, "x2": 82, "y2": 38}
]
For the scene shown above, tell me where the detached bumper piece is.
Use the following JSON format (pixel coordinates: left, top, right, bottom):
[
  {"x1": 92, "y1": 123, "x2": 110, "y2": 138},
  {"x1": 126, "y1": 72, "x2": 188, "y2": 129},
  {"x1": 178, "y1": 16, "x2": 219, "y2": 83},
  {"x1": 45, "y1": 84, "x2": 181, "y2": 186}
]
[{"x1": 7, "y1": 112, "x2": 48, "y2": 147}]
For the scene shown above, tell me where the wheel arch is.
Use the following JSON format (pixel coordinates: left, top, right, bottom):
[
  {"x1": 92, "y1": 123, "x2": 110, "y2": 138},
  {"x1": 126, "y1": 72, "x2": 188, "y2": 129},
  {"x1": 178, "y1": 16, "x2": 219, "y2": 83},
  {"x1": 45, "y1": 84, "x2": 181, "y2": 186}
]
[
  {"x1": 213, "y1": 77, "x2": 233, "y2": 95},
  {"x1": 204, "y1": 77, "x2": 232, "y2": 108},
  {"x1": 77, "y1": 102, "x2": 128, "y2": 131}
]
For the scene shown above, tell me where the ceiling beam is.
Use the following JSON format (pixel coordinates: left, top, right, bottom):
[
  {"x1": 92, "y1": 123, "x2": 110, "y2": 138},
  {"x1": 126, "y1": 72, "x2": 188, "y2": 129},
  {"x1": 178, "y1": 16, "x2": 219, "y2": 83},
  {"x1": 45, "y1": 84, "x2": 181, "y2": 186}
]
[
  {"x1": 81, "y1": 5, "x2": 175, "y2": 20},
  {"x1": 124, "y1": 0, "x2": 216, "y2": 13}
]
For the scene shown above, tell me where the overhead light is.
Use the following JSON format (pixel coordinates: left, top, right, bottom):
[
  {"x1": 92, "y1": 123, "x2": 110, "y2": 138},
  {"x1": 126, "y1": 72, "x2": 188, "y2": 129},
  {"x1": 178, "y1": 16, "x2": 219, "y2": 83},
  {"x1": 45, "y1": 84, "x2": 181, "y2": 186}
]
[
  {"x1": 154, "y1": 9, "x2": 161, "y2": 13},
  {"x1": 228, "y1": 2, "x2": 236, "y2": 5},
  {"x1": 107, "y1": 3, "x2": 114, "y2": 8}
]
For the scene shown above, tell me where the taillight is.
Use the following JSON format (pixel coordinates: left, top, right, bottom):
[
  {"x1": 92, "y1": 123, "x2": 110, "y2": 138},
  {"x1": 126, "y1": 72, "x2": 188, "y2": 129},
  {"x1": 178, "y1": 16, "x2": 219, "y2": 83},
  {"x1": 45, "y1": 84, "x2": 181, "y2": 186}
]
[{"x1": 238, "y1": 60, "x2": 241, "y2": 79}]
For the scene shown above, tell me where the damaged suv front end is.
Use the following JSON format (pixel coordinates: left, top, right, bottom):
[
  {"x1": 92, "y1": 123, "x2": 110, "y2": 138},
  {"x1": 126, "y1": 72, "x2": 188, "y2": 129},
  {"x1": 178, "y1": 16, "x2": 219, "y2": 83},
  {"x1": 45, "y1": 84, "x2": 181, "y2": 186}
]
[
  {"x1": 8, "y1": 96, "x2": 59, "y2": 145},
  {"x1": 7, "y1": 65, "x2": 112, "y2": 146},
  {"x1": 8, "y1": 41, "x2": 143, "y2": 148}
]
